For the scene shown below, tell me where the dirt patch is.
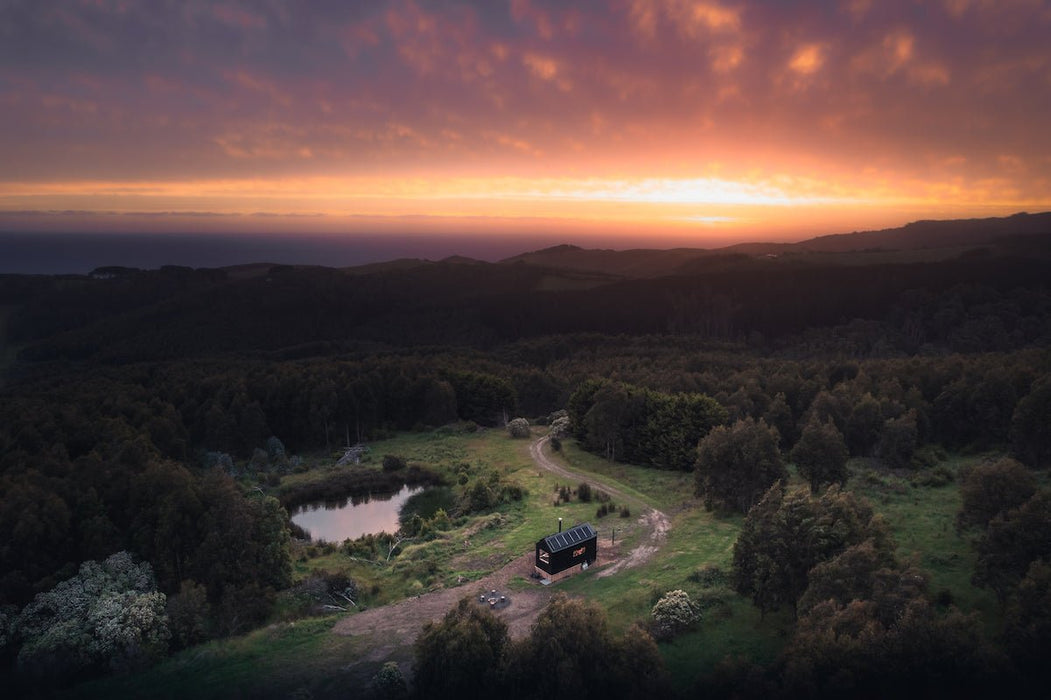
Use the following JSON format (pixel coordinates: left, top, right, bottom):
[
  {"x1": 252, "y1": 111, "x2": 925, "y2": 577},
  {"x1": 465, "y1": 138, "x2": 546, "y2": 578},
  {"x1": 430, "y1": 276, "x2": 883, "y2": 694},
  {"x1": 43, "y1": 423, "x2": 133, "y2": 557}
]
[
  {"x1": 597, "y1": 508, "x2": 669, "y2": 577},
  {"x1": 333, "y1": 553, "x2": 551, "y2": 645}
]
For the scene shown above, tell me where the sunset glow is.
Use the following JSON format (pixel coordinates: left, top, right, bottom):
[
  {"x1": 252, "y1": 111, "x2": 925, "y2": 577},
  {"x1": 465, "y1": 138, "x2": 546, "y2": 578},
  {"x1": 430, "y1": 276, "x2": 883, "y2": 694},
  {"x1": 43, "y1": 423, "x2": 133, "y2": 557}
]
[{"x1": 2, "y1": 0, "x2": 1049, "y2": 246}]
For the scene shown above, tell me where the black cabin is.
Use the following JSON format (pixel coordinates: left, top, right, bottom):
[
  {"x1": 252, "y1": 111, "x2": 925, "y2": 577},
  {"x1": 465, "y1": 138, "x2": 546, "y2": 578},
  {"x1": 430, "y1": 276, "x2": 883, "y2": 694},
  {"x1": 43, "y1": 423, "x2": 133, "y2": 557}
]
[{"x1": 535, "y1": 522, "x2": 597, "y2": 579}]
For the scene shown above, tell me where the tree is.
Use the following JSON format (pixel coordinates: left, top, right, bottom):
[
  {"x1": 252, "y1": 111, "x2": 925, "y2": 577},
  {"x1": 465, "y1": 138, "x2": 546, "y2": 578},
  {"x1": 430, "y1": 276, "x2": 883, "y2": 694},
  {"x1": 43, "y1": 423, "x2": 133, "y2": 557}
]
[
  {"x1": 582, "y1": 382, "x2": 637, "y2": 462},
  {"x1": 957, "y1": 458, "x2": 1037, "y2": 530},
  {"x1": 567, "y1": 378, "x2": 607, "y2": 440},
  {"x1": 508, "y1": 593, "x2": 668, "y2": 698},
  {"x1": 732, "y1": 485, "x2": 891, "y2": 617},
  {"x1": 166, "y1": 579, "x2": 210, "y2": 650},
  {"x1": 695, "y1": 417, "x2": 786, "y2": 513},
  {"x1": 763, "y1": 391, "x2": 796, "y2": 447},
  {"x1": 798, "y1": 540, "x2": 924, "y2": 625},
  {"x1": 877, "y1": 410, "x2": 917, "y2": 469},
  {"x1": 1003, "y1": 559, "x2": 1051, "y2": 676},
  {"x1": 845, "y1": 393, "x2": 883, "y2": 456},
  {"x1": 413, "y1": 597, "x2": 509, "y2": 699},
  {"x1": 1011, "y1": 376, "x2": 1051, "y2": 469},
  {"x1": 14, "y1": 552, "x2": 170, "y2": 678},
  {"x1": 791, "y1": 417, "x2": 850, "y2": 494},
  {"x1": 782, "y1": 597, "x2": 1002, "y2": 698},
  {"x1": 641, "y1": 391, "x2": 726, "y2": 471},
  {"x1": 974, "y1": 490, "x2": 1051, "y2": 602}
]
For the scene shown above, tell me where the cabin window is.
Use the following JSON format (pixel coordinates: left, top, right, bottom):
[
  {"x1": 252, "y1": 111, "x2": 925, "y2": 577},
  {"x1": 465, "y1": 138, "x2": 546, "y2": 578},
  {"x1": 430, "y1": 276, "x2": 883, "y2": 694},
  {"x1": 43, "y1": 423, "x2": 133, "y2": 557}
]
[
  {"x1": 538, "y1": 550, "x2": 550, "y2": 563},
  {"x1": 572, "y1": 546, "x2": 586, "y2": 557}
]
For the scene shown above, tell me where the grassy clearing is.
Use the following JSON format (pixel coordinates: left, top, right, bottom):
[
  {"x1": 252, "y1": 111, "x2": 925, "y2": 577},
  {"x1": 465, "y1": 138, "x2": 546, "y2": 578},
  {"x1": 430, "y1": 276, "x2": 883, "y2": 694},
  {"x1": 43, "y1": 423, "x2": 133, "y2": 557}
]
[
  {"x1": 847, "y1": 454, "x2": 1001, "y2": 631},
  {"x1": 557, "y1": 441, "x2": 692, "y2": 512},
  {"x1": 67, "y1": 617, "x2": 373, "y2": 699},
  {"x1": 72, "y1": 429, "x2": 1013, "y2": 697}
]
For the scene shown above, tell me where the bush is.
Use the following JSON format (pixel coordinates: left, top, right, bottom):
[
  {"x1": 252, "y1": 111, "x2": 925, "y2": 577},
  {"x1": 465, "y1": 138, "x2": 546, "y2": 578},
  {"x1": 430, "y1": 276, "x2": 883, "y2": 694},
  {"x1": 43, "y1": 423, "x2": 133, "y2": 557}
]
[
  {"x1": 619, "y1": 506, "x2": 631, "y2": 518},
  {"x1": 383, "y1": 455, "x2": 407, "y2": 472},
  {"x1": 549, "y1": 413, "x2": 572, "y2": 439},
  {"x1": 372, "y1": 661, "x2": 408, "y2": 699},
  {"x1": 958, "y1": 458, "x2": 1037, "y2": 530},
  {"x1": 507, "y1": 418, "x2": 531, "y2": 439},
  {"x1": 651, "y1": 590, "x2": 699, "y2": 639},
  {"x1": 911, "y1": 463, "x2": 954, "y2": 488},
  {"x1": 688, "y1": 565, "x2": 727, "y2": 588},
  {"x1": 578, "y1": 482, "x2": 592, "y2": 502}
]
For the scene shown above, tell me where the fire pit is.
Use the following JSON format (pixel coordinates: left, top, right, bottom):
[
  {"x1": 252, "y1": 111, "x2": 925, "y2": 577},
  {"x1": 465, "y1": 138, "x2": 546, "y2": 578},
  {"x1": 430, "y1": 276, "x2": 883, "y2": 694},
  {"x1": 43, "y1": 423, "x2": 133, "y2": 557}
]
[{"x1": 478, "y1": 588, "x2": 511, "y2": 610}]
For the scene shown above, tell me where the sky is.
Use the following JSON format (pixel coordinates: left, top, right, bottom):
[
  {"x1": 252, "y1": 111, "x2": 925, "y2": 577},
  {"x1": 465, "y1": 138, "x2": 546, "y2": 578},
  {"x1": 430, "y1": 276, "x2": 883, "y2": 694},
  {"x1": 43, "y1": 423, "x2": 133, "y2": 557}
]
[{"x1": 1, "y1": 0, "x2": 1050, "y2": 250}]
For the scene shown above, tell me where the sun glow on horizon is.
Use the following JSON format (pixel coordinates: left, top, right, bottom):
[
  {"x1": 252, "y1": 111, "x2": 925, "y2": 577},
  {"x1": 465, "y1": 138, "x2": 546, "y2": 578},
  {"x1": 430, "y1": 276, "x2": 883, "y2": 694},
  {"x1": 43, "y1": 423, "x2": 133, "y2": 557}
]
[{"x1": 4, "y1": 171, "x2": 1043, "y2": 233}]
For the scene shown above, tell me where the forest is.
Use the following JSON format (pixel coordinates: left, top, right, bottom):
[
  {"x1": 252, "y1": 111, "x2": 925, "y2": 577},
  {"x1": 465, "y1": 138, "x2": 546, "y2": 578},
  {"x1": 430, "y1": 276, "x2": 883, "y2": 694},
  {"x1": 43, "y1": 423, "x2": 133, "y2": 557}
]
[{"x1": 0, "y1": 214, "x2": 1050, "y2": 697}]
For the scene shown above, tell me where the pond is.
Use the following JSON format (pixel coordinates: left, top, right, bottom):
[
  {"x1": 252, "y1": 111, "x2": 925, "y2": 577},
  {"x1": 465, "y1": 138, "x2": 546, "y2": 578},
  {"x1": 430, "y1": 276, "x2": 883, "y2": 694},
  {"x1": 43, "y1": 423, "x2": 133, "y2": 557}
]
[{"x1": 290, "y1": 484, "x2": 425, "y2": 543}]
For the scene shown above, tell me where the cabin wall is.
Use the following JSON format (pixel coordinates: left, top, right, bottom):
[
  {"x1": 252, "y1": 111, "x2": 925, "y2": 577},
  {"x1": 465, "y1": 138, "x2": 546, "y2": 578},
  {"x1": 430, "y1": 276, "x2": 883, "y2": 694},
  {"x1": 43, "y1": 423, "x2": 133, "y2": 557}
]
[{"x1": 534, "y1": 536, "x2": 597, "y2": 579}]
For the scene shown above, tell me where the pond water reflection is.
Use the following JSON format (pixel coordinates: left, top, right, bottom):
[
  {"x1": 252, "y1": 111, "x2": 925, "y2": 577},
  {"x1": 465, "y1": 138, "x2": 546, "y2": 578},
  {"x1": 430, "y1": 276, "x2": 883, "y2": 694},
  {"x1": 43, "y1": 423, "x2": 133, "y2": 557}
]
[{"x1": 290, "y1": 484, "x2": 424, "y2": 542}]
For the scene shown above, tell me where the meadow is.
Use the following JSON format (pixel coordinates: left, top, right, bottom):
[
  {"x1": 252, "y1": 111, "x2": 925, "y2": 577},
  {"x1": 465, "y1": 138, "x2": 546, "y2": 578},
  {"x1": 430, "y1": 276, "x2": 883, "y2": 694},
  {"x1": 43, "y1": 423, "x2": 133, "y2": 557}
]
[{"x1": 67, "y1": 427, "x2": 1009, "y2": 697}]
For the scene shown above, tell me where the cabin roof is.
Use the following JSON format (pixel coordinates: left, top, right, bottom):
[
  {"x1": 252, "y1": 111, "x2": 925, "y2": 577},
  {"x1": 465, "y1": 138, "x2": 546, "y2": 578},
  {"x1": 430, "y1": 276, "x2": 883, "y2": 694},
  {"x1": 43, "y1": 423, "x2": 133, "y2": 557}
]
[{"x1": 539, "y1": 522, "x2": 596, "y2": 553}]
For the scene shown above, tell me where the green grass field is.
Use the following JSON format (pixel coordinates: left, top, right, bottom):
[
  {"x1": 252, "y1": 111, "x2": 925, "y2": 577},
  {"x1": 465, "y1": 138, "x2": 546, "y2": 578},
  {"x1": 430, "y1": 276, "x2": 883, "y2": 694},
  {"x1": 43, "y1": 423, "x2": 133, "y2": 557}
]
[{"x1": 69, "y1": 428, "x2": 1012, "y2": 697}]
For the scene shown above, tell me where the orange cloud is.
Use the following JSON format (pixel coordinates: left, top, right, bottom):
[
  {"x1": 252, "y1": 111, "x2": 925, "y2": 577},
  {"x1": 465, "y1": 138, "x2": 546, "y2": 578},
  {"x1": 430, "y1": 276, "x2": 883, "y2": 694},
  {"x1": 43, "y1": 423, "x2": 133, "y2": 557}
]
[
  {"x1": 1, "y1": 0, "x2": 1048, "y2": 240},
  {"x1": 789, "y1": 44, "x2": 824, "y2": 75}
]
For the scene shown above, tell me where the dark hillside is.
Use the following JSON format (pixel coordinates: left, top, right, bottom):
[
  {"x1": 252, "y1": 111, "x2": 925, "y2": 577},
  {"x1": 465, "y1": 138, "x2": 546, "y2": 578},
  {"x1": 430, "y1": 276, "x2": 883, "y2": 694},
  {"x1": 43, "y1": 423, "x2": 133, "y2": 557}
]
[{"x1": 6, "y1": 248, "x2": 1051, "y2": 364}]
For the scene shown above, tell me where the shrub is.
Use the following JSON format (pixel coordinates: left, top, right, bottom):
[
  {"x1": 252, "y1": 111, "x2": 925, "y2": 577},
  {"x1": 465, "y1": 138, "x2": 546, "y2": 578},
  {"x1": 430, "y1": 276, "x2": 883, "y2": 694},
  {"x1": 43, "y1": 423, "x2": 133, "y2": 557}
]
[
  {"x1": 911, "y1": 464, "x2": 954, "y2": 488},
  {"x1": 372, "y1": 661, "x2": 408, "y2": 699},
  {"x1": 507, "y1": 418, "x2": 531, "y2": 439},
  {"x1": 619, "y1": 506, "x2": 631, "y2": 518},
  {"x1": 383, "y1": 455, "x2": 407, "y2": 472},
  {"x1": 689, "y1": 564, "x2": 727, "y2": 588},
  {"x1": 549, "y1": 414, "x2": 572, "y2": 439},
  {"x1": 958, "y1": 458, "x2": 1037, "y2": 530},
  {"x1": 578, "y1": 482, "x2": 592, "y2": 502},
  {"x1": 651, "y1": 590, "x2": 699, "y2": 639}
]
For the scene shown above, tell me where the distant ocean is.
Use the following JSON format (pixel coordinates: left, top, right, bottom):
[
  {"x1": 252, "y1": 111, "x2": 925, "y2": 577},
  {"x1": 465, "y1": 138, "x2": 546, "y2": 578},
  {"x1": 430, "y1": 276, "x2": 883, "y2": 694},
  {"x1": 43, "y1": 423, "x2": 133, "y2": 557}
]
[{"x1": 0, "y1": 232, "x2": 556, "y2": 275}]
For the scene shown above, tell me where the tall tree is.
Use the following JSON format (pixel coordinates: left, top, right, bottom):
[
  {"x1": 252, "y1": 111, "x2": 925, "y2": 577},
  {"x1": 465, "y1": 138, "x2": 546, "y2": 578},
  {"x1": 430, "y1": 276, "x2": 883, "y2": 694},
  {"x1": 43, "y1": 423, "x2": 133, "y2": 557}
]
[
  {"x1": 791, "y1": 417, "x2": 850, "y2": 494},
  {"x1": 877, "y1": 410, "x2": 918, "y2": 469},
  {"x1": 732, "y1": 485, "x2": 892, "y2": 617},
  {"x1": 974, "y1": 490, "x2": 1051, "y2": 602},
  {"x1": 696, "y1": 417, "x2": 786, "y2": 513},
  {"x1": 1011, "y1": 376, "x2": 1051, "y2": 469},
  {"x1": 957, "y1": 458, "x2": 1038, "y2": 530},
  {"x1": 413, "y1": 597, "x2": 510, "y2": 699}
]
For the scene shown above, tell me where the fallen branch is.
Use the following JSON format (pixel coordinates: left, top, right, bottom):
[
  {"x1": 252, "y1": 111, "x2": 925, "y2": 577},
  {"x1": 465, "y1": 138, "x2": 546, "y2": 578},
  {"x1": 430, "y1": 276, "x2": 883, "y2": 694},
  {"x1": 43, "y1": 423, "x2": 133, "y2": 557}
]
[
  {"x1": 346, "y1": 556, "x2": 383, "y2": 567},
  {"x1": 387, "y1": 534, "x2": 415, "y2": 562}
]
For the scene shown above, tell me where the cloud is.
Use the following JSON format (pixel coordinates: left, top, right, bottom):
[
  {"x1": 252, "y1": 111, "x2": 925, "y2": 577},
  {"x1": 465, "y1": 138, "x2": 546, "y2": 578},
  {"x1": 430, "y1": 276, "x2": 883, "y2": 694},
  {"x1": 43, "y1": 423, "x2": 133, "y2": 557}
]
[{"x1": 0, "y1": 0, "x2": 1047, "y2": 220}]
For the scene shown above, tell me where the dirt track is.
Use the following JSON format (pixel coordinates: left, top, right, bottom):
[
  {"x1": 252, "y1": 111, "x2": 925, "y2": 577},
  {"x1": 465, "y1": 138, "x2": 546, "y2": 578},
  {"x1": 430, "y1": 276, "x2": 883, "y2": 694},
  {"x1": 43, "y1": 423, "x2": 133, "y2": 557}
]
[
  {"x1": 331, "y1": 434, "x2": 671, "y2": 667},
  {"x1": 529, "y1": 435, "x2": 670, "y2": 576}
]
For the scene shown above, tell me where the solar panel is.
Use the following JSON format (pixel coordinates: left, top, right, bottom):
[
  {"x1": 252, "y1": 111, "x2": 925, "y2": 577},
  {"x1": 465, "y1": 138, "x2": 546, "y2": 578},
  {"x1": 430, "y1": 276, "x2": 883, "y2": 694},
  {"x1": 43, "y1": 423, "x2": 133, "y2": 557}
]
[{"x1": 542, "y1": 523, "x2": 597, "y2": 552}]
